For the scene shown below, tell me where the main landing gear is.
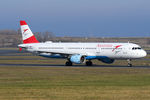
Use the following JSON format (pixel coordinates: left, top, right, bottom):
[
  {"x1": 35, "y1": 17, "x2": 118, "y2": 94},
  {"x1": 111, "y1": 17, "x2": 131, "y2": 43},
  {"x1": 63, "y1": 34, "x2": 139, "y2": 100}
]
[
  {"x1": 65, "y1": 60, "x2": 93, "y2": 66},
  {"x1": 86, "y1": 60, "x2": 93, "y2": 66},
  {"x1": 127, "y1": 59, "x2": 132, "y2": 67},
  {"x1": 65, "y1": 61, "x2": 72, "y2": 66}
]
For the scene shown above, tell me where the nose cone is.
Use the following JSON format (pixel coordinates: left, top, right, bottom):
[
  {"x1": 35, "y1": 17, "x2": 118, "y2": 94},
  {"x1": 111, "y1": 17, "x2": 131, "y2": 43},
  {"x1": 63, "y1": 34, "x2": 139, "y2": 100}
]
[{"x1": 141, "y1": 50, "x2": 147, "y2": 57}]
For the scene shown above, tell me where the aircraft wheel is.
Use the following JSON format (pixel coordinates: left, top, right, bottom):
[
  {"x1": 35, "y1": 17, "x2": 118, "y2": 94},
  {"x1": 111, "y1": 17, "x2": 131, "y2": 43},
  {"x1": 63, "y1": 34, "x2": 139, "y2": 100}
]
[
  {"x1": 86, "y1": 61, "x2": 93, "y2": 66},
  {"x1": 128, "y1": 64, "x2": 132, "y2": 67},
  {"x1": 127, "y1": 59, "x2": 132, "y2": 67},
  {"x1": 65, "y1": 61, "x2": 72, "y2": 66}
]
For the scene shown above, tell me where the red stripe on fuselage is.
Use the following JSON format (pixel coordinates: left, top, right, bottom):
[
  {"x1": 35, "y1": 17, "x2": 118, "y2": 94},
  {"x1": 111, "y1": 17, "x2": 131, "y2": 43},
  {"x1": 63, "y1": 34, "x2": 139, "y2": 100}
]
[
  {"x1": 112, "y1": 45, "x2": 122, "y2": 51},
  {"x1": 23, "y1": 35, "x2": 39, "y2": 44}
]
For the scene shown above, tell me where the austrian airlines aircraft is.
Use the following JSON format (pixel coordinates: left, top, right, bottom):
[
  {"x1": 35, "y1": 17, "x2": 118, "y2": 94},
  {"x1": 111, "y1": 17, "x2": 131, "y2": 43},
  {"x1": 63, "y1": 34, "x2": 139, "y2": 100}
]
[{"x1": 18, "y1": 20, "x2": 147, "y2": 66}]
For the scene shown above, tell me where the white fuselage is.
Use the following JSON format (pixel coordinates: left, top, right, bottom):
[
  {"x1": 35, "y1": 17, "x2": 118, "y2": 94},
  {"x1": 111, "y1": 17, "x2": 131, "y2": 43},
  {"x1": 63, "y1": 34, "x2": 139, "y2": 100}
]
[
  {"x1": 18, "y1": 20, "x2": 147, "y2": 66},
  {"x1": 19, "y1": 42, "x2": 147, "y2": 59}
]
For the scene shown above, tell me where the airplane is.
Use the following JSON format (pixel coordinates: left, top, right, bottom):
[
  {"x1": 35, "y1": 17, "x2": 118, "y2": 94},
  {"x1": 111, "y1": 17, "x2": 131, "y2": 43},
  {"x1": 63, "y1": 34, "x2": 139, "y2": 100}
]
[{"x1": 18, "y1": 20, "x2": 147, "y2": 67}]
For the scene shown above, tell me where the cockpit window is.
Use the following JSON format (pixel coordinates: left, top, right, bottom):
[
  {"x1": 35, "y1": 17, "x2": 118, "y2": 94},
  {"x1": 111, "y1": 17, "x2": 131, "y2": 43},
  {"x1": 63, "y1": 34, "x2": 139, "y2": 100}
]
[{"x1": 132, "y1": 47, "x2": 142, "y2": 50}]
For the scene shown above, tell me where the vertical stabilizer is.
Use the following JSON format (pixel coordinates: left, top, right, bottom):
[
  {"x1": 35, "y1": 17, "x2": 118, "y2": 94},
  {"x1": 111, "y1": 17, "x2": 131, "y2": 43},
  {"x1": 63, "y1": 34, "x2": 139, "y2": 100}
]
[{"x1": 20, "y1": 20, "x2": 39, "y2": 44}]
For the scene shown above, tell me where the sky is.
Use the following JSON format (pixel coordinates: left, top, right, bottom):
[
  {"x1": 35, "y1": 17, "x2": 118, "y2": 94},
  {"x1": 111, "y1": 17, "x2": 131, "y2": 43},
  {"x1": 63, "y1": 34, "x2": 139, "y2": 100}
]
[{"x1": 0, "y1": 0, "x2": 150, "y2": 37}]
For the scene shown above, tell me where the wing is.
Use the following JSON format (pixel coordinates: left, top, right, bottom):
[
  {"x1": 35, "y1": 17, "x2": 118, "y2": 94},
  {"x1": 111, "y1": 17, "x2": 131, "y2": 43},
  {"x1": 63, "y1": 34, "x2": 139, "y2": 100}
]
[{"x1": 36, "y1": 50, "x2": 88, "y2": 56}]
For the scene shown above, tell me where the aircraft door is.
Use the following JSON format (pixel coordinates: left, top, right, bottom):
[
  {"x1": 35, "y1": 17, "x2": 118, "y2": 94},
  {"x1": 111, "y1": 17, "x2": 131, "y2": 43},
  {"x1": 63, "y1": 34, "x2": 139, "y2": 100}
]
[{"x1": 96, "y1": 46, "x2": 101, "y2": 55}]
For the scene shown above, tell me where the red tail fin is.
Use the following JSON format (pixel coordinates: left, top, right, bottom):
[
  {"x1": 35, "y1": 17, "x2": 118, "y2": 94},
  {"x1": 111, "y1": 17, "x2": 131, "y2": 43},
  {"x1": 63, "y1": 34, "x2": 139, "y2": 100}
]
[{"x1": 20, "y1": 20, "x2": 39, "y2": 44}]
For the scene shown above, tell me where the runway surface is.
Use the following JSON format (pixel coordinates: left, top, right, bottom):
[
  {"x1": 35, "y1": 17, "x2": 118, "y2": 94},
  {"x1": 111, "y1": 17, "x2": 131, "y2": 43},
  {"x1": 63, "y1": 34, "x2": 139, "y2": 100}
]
[{"x1": 0, "y1": 63, "x2": 150, "y2": 68}]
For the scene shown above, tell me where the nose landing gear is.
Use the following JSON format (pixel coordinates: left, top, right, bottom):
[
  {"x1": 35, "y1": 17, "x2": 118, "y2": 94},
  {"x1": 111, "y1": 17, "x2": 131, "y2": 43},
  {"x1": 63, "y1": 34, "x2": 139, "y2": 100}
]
[
  {"x1": 127, "y1": 59, "x2": 132, "y2": 67},
  {"x1": 86, "y1": 60, "x2": 93, "y2": 66}
]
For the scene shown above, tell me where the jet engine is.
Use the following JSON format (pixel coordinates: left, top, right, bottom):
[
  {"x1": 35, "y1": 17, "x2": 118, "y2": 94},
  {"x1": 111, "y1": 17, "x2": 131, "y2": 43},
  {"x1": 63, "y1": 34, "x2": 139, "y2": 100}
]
[
  {"x1": 70, "y1": 54, "x2": 85, "y2": 64},
  {"x1": 98, "y1": 58, "x2": 115, "y2": 64}
]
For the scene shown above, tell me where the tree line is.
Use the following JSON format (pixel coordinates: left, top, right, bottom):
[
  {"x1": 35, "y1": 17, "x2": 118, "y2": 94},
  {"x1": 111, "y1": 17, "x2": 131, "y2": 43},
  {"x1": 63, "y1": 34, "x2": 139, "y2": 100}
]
[
  {"x1": 0, "y1": 29, "x2": 150, "y2": 48},
  {"x1": 0, "y1": 30, "x2": 55, "y2": 47}
]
